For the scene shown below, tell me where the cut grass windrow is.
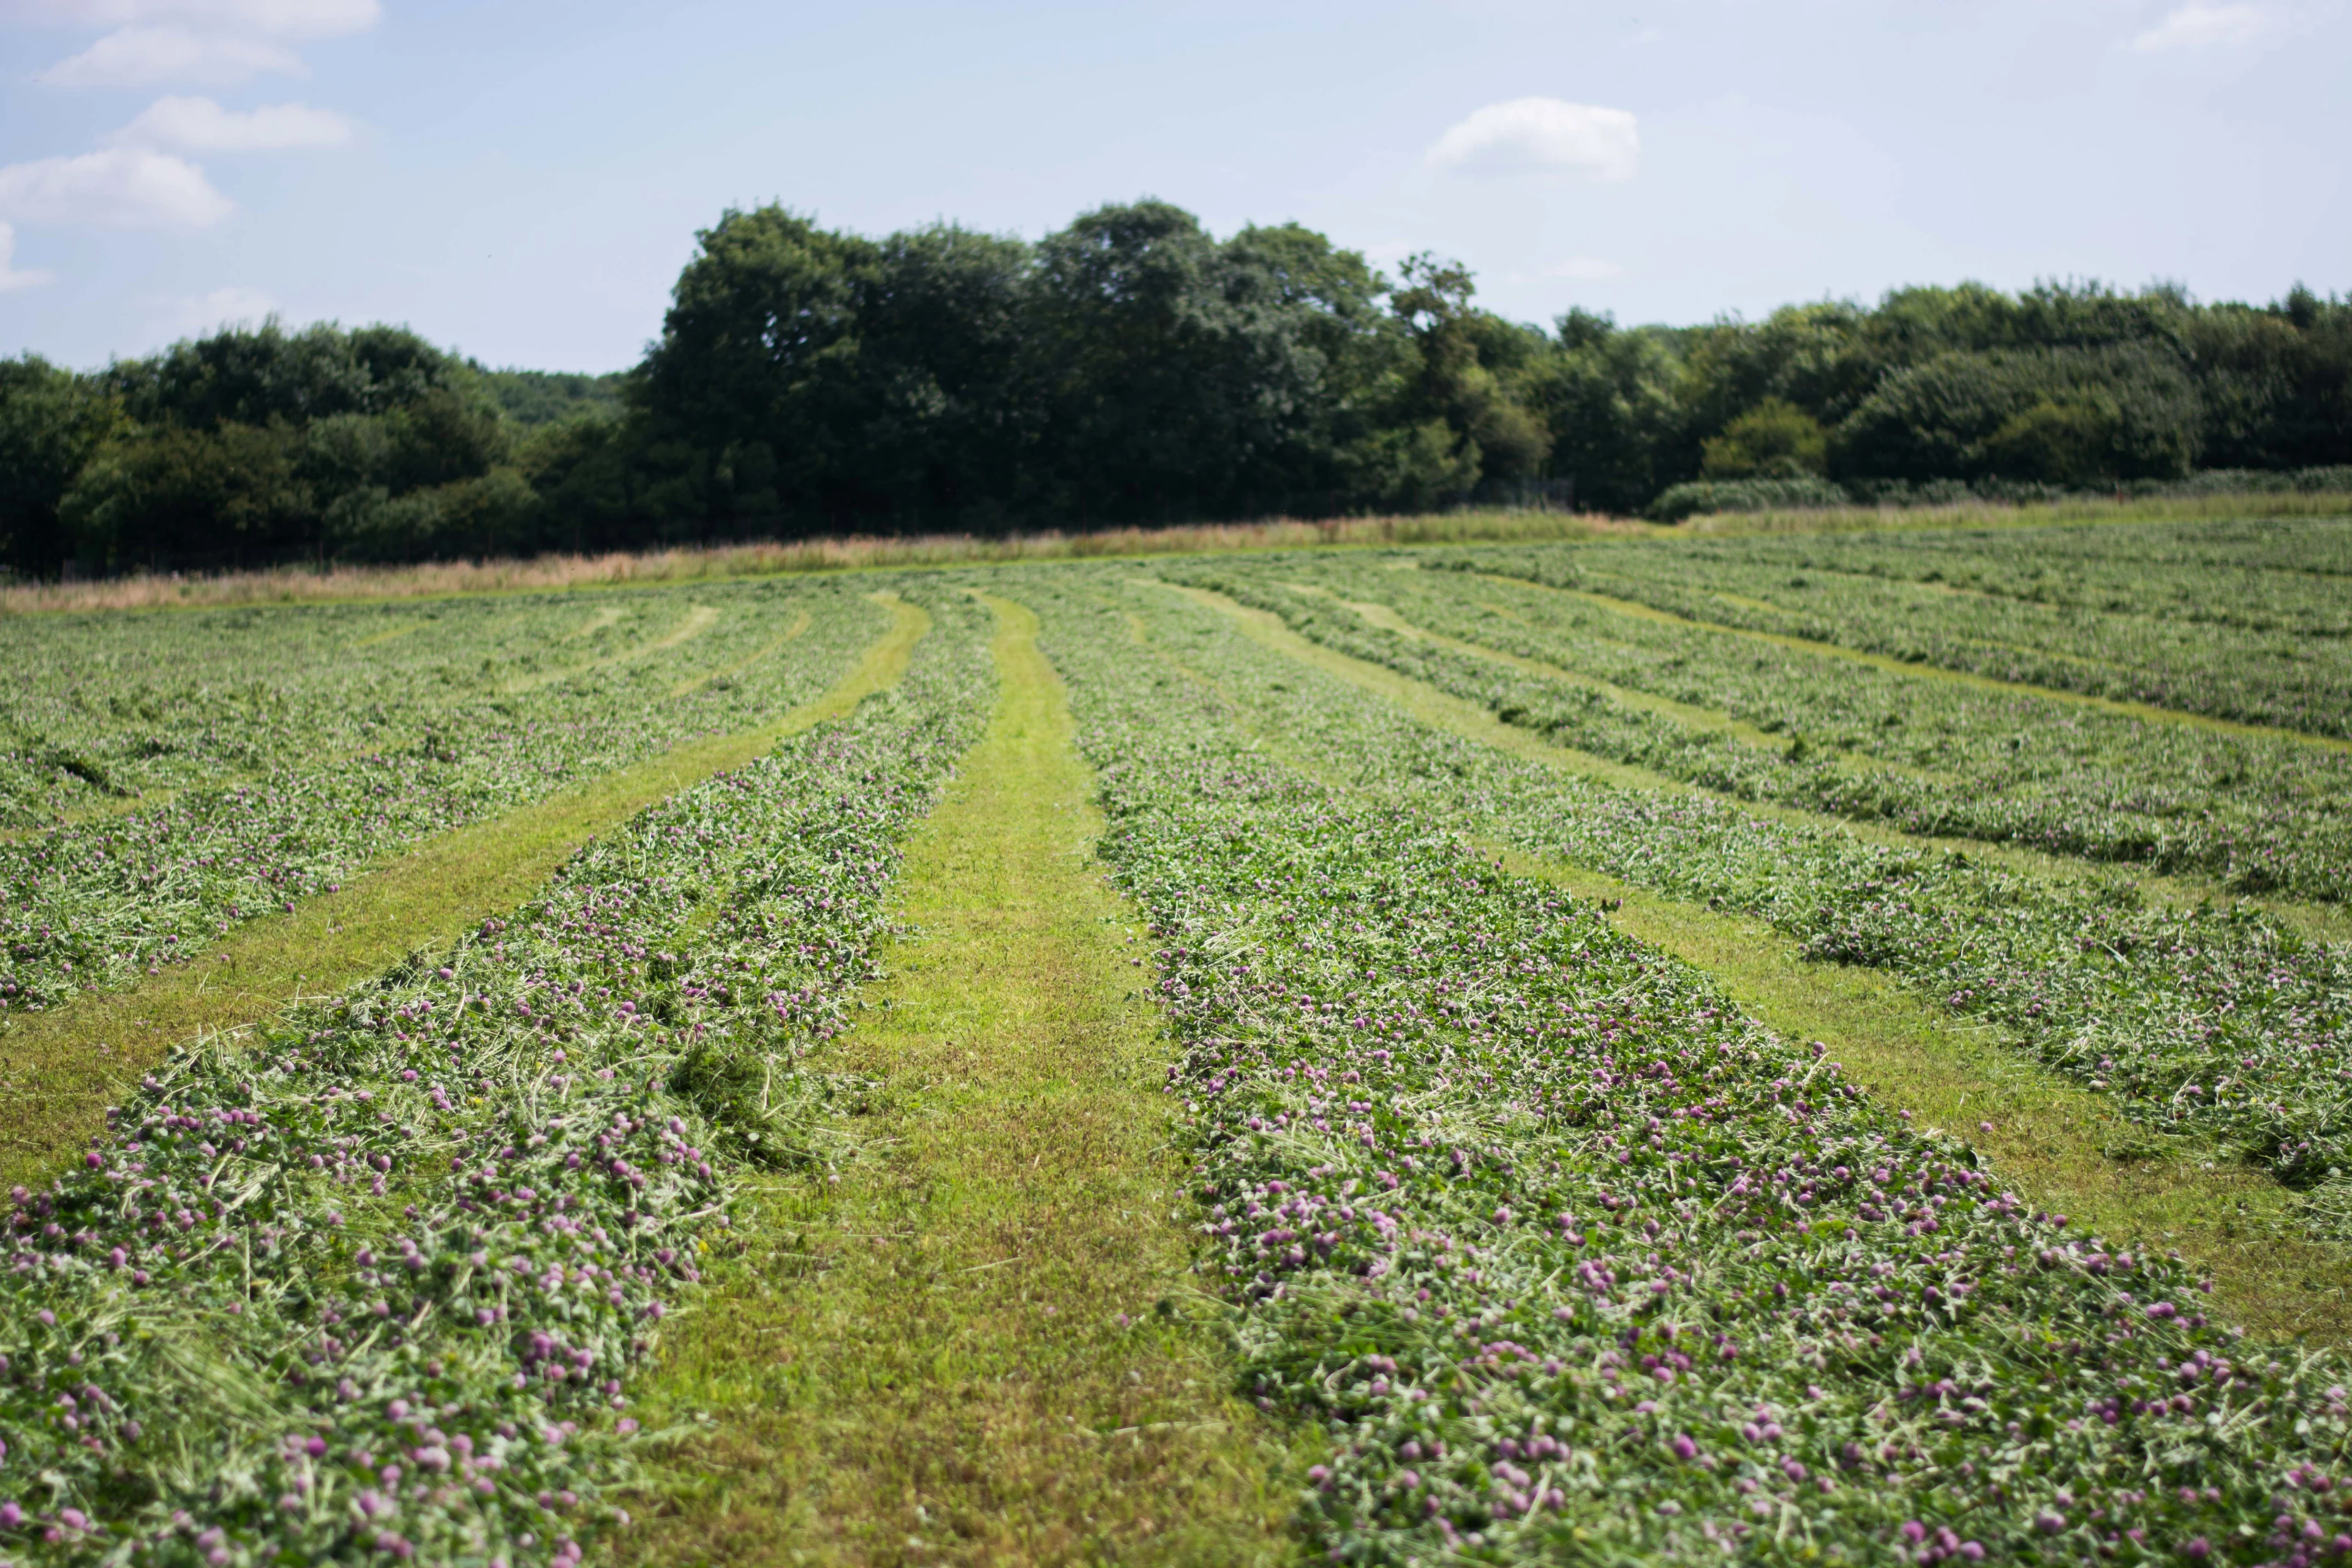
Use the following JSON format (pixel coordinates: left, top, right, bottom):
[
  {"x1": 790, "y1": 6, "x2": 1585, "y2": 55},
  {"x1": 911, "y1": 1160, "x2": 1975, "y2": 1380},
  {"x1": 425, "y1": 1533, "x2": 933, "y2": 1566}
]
[
  {"x1": 1490, "y1": 571, "x2": 2352, "y2": 756},
  {"x1": 1036, "y1": 572, "x2": 2352, "y2": 1565},
  {"x1": 0, "y1": 587, "x2": 993, "y2": 1566},
  {"x1": 1135, "y1": 580, "x2": 2352, "y2": 1342},
  {"x1": 1166, "y1": 579, "x2": 2348, "y2": 943},
  {"x1": 0, "y1": 595, "x2": 929, "y2": 1189},
  {"x1": 1188, "y1": 557, "x2": 2352, "y2": 907},
  {"x1": 506, "y1": 604, "x2": 726, "y2": 695},
  {"x1": 671, "y1": 609, "x2": 814, "y2": 698},
  {"x1": 1487, "y1": 850, "x2": 2352, "y2": 1348},
  {"x1": 621, "y1": 594, "x2": 1296, "y2": 1568}
]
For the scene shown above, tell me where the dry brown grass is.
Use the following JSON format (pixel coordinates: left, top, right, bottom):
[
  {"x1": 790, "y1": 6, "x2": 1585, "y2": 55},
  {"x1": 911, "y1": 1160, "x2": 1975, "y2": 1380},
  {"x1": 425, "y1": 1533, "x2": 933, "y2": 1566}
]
[
  {"x1": 10, "y1": 489, "x2": 2349, "y2": 619},
  {"x1": 0, "y1": 512, "x2": 1635, "y2": 616}
]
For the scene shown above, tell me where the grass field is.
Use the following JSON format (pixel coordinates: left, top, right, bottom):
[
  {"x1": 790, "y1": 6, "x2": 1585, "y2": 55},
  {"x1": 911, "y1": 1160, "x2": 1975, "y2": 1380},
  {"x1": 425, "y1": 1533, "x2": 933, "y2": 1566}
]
[{"x1": 6, "y1": 511, "x2": 2352, "y2": 1566}]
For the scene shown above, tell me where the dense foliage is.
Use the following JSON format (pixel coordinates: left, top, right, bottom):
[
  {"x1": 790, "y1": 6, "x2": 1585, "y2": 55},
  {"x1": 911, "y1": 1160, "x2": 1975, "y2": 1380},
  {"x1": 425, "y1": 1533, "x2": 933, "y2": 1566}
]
[{"x1": 3, "y1": 205, "x2": 2349, "y2": 574}]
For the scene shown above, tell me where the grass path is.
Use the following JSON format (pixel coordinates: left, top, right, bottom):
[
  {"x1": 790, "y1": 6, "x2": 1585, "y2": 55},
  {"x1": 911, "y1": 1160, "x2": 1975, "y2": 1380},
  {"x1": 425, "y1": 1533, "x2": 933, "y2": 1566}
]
[
  {"x1": 0, "y1": 594, "x2": 928, "y2": 1188},
  {"x1": 1490, "y1": 848, "x2": 2352, "y2": 1344},
  {"x1": 620, "y1": 594, "x2": 1293, "y2": 1568},
  {"x1": 1144, "y1": 586, "x2": 2352, "y2": 1344}
]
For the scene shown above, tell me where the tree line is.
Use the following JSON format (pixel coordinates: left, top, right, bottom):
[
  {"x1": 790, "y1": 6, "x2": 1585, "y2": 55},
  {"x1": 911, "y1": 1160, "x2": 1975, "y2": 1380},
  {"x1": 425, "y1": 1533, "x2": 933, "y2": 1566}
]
[{"x1": 3, "y1": 198, "x2": 2348, "y2": 575}]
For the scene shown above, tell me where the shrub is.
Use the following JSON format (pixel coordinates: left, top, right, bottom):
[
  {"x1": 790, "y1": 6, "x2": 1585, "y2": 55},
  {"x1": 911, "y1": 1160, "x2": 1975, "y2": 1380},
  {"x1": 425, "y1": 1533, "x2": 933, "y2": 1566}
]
[
  {"x1": 1645, "y1": 475, "x2": 1852, "y2": 522},
  {"x1": 1698, "y1": 398, "x2": 1828, "y2": 478}
]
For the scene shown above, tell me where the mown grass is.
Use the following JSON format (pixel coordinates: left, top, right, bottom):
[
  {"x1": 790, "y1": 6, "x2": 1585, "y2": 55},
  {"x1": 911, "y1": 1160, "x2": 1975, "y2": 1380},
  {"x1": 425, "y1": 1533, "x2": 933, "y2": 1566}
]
[
  {"x1": 619, "y1": 595, "x2": 1298, "y2": 1568},
  {"x1": 1156, "y1": 581, "x2": 2352, "y2": 1346},
  {"x1": 1678, "y1": 486, "x2": 2352, "y2": 537},
  {"x1": 1481, "y1": 573, "x2": 2352, "y2": 755},
  {"x1": 1492, "y1": 848, "x2": 2352, "y2": 1346},
  {"x1": 1174, "y1": 579, "x2": 2350, "y2": 944},
  {"x1": 0, "y1": 595, "x2": 928, "y2": 1187}
]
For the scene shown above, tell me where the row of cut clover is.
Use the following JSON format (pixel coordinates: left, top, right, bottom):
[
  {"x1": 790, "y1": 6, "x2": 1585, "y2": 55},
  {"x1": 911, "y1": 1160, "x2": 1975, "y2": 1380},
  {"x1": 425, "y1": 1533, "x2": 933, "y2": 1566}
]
[
  {"x1": 1173, "y1": 556, "x2": 2352, "y2": 906},
  {"x1": 0, "y1": 582, "x2": 883, "y2": 1018},
  {"x1": 1117, "y1": 570, "x2": 2352, "y2": 1242},
  {"x1": 0, "y1": 588, "x2": 993, "y2": 1566},
  {"x1": 1029, "y1": 577, "x2": 2352, "y2": 1567},
  {"x1": 1240, "y1": 546, "x2": 2352, "y2": 906},
  {"x1": 1501, "y1": 522, "x2": 2352, "y2": 738},
  {"x1": 0, "y1": 580, "x2": 854, "y2": 826}
]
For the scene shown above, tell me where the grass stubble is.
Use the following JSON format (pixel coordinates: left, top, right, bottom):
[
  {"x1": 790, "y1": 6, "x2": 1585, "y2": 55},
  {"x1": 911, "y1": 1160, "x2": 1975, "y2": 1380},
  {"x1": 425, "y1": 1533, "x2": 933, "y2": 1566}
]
[
  {"x1": 0, "y1": 594, "x2": 928, "y2": 1187},
  {"x1": 617, "y1": 595, "x2": 1296, "y2": 1567}
]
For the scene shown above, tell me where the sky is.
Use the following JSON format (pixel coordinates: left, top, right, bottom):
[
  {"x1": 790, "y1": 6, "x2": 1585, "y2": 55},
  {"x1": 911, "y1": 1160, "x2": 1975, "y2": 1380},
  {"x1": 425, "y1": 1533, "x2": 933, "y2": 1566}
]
[{"x1": 0, "y1": 0, "x2": 2344, "y2": 373}]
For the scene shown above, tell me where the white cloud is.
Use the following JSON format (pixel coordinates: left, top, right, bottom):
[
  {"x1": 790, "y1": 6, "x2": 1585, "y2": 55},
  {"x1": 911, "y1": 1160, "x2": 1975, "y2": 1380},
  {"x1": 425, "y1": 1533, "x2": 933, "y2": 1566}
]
[
  {"x1": 2131, "y1": 2, "x2": 2272, "y2": 48},
  {"x1": 0, "y1": 223, "x2": 51, "y2": 289},
  {"x1": 16, "y1": 0, "x2": 375, "y2": 86},
  {"x1": 109, "y1": 94, "x2": 352, "y2": 150},
  {"x1": 0, "y1": 146, "x2": 230, "y2": 226},
  {"x1": 0, "y1": 0, "x2": 377, "y2": 37},
  {"x1": 37, "y1": 24, "x2": 304, "y2": 83},
  {"x1": 1425, "y1": 97, "x2": 1640, "y2": 179}
]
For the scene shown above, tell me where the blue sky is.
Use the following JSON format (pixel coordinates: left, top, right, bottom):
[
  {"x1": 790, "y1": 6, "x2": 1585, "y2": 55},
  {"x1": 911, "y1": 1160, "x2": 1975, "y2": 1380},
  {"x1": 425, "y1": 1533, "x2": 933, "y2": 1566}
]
[{"x1": 0, "y1": 0, "x2": 2344, "y2": 372}]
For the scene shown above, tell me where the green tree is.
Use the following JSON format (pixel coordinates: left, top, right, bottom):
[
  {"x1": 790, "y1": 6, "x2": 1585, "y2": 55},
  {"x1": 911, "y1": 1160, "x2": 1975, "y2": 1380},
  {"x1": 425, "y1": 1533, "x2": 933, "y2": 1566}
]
[
  {"x1": 0, "y1": 356, "x2": 118, "y2": 575},
  {"x1": 636, "y1": 205, "x2": 877, "y2": 521},
  {"x1": 1382, "y1": 254, "x2": 1549, "y2": 499},
  {"x1": 62, "y1": 423, "x2": 311, "y2": 570},
  {"x1": 1700, "y1": 398, "x2": 1828, "y2": 478},
  {"x1": 1524, "y1": 310, "x2": 1683, "y2": 513},
  {"x1": 1831, "y1": 344, "x2": 2200, "y2": 484}
]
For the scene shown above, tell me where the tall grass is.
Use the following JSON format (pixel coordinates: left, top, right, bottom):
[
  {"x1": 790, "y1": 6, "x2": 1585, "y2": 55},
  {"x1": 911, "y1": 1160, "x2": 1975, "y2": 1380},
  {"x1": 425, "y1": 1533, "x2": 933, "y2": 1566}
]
[
  {"x1": 8, "y1": 486, "x2": 2348, "y2": 614},
  {"x1": 0, "y1": 513, "x2": 1634, "y2": 614}
]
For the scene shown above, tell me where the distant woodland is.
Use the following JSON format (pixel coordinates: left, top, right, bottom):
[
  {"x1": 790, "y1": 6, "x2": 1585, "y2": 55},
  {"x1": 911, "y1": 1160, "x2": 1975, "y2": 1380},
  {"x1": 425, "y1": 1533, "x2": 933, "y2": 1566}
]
[{"x1": 3, "y1": 198, "x2": 2348, "y2": 574}]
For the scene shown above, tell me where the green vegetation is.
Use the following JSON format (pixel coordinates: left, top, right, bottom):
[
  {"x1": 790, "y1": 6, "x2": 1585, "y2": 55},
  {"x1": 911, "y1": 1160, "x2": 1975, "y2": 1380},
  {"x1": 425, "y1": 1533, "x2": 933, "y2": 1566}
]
[
  {"x1": 476, "y1": 369, "x2": 628, "y2": 431},
  {"x1": 1480, "y1": 520, "x2": 2352, "y2": 733},
  {"x1": 4, "y1": 220, "x2": 2348, "y2": 576},
  {"x1": 1026, "y1": 570, "x2": 2352, "y2": 1565},
  {"x1": 6, "y1": 512, "x2": 2352, "y2": 1566},
  {"x1": 623, "y1": 598, "x2": 1292, "y2": 1564},
  {"x1": 0, "y1": 583, "x2": 892, "y2": 1041},
  {"x1": 1134, "y1": 549, "x2": 2352, "y2": 1236},
  {"x1": 0, "y1": 582, "x2": 995, "y2": 1565},
  {"x1": 0, "y1": 596, "x2": 927, "y2": 1188},
  {"x1": 1174, "y1": 546, "x2": 2352, "y2": 899}
]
